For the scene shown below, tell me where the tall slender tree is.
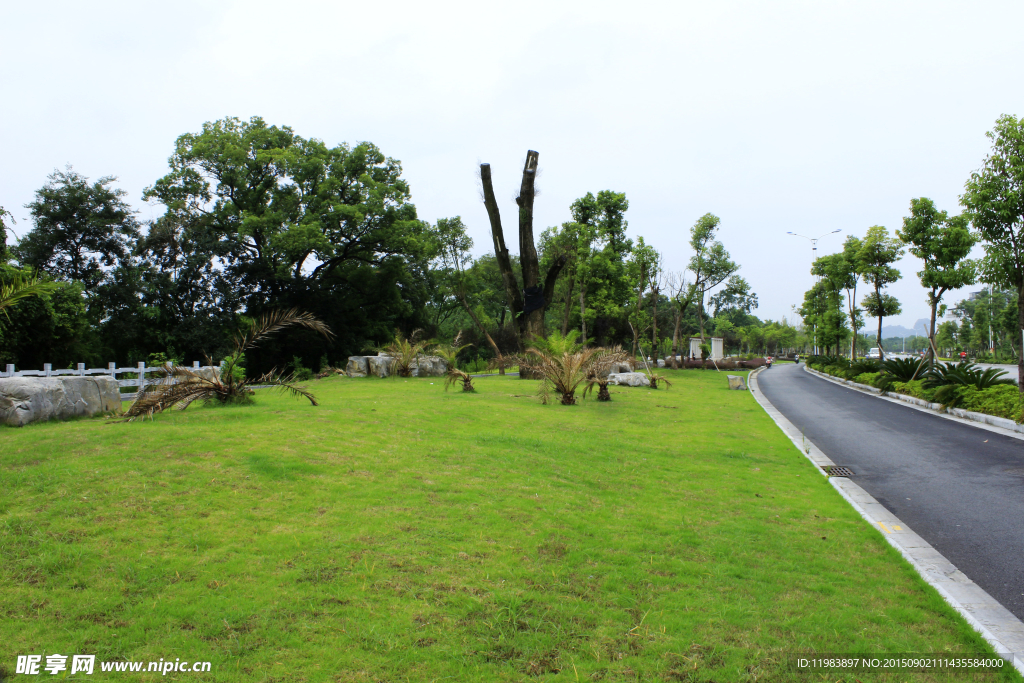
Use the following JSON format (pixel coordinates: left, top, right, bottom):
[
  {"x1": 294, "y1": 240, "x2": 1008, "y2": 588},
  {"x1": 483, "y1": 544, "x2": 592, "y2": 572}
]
[
  {"x1": 687, "y1": 213, "x2": 738, "y2": 343},
  {"x1": 961, "y1": 114, "x2": 1024, "y2": 392},
  {"x1": 856, "y1": 225, "x2": 904, "y2": 360},
  {"x1": 897, "y1": 198, "x2": 976, "y2": 364}
]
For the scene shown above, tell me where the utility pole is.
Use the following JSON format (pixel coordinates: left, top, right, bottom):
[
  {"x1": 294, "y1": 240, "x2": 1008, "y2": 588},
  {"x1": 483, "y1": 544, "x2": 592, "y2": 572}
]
[{"x1": 788, "y1": 229, "x2": 842, "y2": 355}]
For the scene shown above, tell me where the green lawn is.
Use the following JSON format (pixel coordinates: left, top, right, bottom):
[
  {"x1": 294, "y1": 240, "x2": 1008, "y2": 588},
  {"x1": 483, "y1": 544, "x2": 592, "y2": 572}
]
[{"x1": 1, "y1": 370, "x2": 1018, "y2": 682}]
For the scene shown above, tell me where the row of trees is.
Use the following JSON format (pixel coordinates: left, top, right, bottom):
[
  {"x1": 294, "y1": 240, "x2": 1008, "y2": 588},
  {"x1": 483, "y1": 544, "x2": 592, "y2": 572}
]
[
  {"x1": 798, "y1": 114, "x2": 1024, "y2": 391},
  {"x1": 1, "y1": 118, "x2": 791, "y2": 374}
]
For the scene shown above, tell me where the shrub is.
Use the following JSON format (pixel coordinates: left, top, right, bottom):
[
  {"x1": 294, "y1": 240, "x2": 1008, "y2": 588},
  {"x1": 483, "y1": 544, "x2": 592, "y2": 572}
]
[
  {"x1": 853, "y1": 372, "x2": 882, "y2": 386},
  {"x1": 955, "y1": 384, "x2": 1022, "y2": 421},
  {"x1": 889, "y1": 380, "x2": 933, "y2": 401},
  {"x1": 291, "y1": 355, "x2": 314, "y2": 381}
]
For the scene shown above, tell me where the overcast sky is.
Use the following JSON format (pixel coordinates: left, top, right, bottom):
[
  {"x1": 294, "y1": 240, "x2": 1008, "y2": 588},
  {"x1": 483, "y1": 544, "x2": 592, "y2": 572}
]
[{"x1": 4, "y1": 0, "x2": 1023, "y2": 331}]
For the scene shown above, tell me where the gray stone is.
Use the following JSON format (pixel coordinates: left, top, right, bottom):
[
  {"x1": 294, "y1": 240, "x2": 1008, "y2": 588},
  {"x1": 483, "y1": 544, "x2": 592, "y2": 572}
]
[
  {"x1": 367, "y1": 356, "x2": 392, "y2": 377},
  {"x1": 0, "y1": 376, "x2": 121, "y2": 427},
  {"x1": 608, "y1": 361, "x2": 635, "y2": 374},
  {"x1": 345, "y1": 356, "x2": 369, "y2": 377},
  {"x1": 411, "y1": 355, "x2": 447, "y2": 377},
  {"x1": 607, "y1": 372, "x2": 650, "y2": 387},
  {"x1": 727, "y1": 374, "x2": 747, "y2": 390},
  {"x1": 657, "y1": 359, "x2": 666, "y2": 368}
]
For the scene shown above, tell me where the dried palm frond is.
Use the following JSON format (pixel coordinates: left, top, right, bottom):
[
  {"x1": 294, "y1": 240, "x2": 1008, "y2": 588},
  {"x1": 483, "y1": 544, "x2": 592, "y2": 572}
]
[
  {"x1": 647, "y1": 373, "x2": 672, "y2": 390},
  {"x1": 444, "y1": 368, "x2": 475, "y2": 392},
  {"x1": 116, "y1": 309, "x2": 332, "y2": 422}
]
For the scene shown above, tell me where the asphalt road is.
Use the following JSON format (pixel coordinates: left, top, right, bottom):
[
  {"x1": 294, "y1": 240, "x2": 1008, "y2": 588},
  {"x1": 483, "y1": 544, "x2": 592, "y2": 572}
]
[{"x1": 758, "y1": 362, "x2": 1024, "y2": 620}]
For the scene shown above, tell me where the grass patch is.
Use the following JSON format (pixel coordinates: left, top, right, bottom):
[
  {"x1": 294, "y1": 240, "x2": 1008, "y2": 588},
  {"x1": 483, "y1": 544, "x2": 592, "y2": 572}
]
[{"x1": 0, "y1": 370, "x2": 1018, "y2": 681}]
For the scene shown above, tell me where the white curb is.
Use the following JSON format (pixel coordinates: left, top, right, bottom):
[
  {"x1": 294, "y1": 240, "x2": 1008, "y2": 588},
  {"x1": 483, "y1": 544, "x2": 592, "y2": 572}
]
[{"x1": 748, "y1": 366, "x2": 1024, "y2": 674}]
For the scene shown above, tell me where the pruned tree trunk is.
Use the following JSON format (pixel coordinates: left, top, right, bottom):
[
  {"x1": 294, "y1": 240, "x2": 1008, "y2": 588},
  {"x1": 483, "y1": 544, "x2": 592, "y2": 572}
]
[
  {"x1": 480, "y1": 163, "x2": 524, "y2": 352},
  {"x1": 517, "y1": 151, "x2": 543, "y2": 342}
]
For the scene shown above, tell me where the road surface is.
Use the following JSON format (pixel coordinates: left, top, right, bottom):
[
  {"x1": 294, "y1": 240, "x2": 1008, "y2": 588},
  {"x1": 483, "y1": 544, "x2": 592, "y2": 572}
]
[{"x1": 758, "y1": 362, "x2": 1024, "y2": 620}]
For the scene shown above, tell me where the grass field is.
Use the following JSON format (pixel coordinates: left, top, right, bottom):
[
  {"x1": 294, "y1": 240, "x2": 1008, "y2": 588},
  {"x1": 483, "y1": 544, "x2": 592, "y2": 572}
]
[{"x1": 1, "y1": 369, "x2": 1019, "y2": 682}]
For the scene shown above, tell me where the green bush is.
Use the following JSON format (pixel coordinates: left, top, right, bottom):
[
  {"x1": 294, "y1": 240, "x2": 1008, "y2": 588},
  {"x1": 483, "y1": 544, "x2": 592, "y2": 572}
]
[
  {"x1": 954, "y1": 385, "x2": 1022, "y2": 421},
  {"x1": 890, "y1": 380, "x2": 934, "y2": 401},
  {"x1": 291, "y1": 355, "x2": 314, "y2": 381},
  {"x1": 853, "y1": 372, "x2": 883, "y2": 386}
]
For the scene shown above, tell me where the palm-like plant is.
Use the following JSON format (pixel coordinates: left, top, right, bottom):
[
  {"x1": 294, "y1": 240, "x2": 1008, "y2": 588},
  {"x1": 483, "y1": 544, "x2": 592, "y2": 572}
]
[
  {"x1": 117, "y1": 309, "x2": 333, "y2": 421},
  {"x1": 528, "y1": 331, "x2": 628, "y2": 405},
  {"x1": 382, "y1": 329, "x2": 432, "y2": 377},
  {"x1": 0, "y1": 275, "x2": 57, "y2": 319},
  {"x1": 434, "y1": 332, "x2": 475, "y2": 392},
  {"x1": 647, "y1": 373, "x2": 673, "y2": 390},
  {"x1": 582, "y1": 346, "x2": 630, "y2": 402},
  {"x1": 923, "y1": 361, "x2": 1016, "y2": 407}
]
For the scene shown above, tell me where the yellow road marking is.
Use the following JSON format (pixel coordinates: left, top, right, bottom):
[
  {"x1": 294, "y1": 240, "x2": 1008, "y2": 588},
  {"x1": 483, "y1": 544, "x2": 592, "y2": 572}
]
[
  {"x1": 877, "y1": 522, "x2": 891, "y2": 534},
  {"x1": 893, "y1": 525, "x2": 902, "y2": 531}
]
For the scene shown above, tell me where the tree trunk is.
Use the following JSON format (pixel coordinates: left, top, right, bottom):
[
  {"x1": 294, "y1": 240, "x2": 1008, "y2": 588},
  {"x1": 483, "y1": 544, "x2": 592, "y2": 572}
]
[
  {"x1": 561, "y1": 279, "x2": 574, "y2": 336},
  {"x1": 928, "y1": 290, "x2": 939, "y2": 367},
  {"x1": 1018, "y1": 281, "x2": 1024, "y2": 395},
  {"x1": 579, "y1": 286, "x2": 587, "y2": 348},
  {"x1": 670, "y1": 309, "x2": 681, "y2": 369},
  {"x1": 848, "y1": 283, "x2": 858, "y2": 360},
  {"x1": 516, "y1": 151, "x2": 543, "y2": 342},
  {"x1": 651, "y1": 287, "x2": 659, "y2": 362},
  {"x1": 876, "y1": 282, "x2": 884, "y2": 361},
  {"x1": 480, "y1": 163, "x2": 524, "y2": 351},
  {"x1": 697, "y1": 289, "x2": 706, "y2": 342}
]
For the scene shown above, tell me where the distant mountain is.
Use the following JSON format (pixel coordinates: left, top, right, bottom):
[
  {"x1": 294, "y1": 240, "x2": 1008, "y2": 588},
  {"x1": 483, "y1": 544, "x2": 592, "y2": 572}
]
[{"x1": 878, "y1": 318, "x2": 931, "y2": 339}]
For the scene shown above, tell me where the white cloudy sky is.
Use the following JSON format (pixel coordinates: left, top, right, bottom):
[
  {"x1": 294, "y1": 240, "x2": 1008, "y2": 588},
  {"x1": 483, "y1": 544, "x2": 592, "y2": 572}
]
[{"x1": 4, "y1": 0, "x2": 1023, "y2": 330}]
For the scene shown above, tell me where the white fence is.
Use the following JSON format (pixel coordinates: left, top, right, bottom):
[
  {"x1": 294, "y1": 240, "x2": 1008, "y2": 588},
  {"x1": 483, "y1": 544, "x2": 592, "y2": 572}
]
[{"x1": 0, "y1": 362, "x2": 223, "y2": 401}]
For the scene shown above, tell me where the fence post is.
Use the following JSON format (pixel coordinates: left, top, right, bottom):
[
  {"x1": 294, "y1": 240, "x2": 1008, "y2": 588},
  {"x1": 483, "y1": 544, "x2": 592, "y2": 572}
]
[
  {"x1": 77, "y1": 363, "x2": 85, "y2": 376},
  {"x1": 193, "y1": 361, "x2": 200, "y2": 369},
  {"x1": 4, "y1": 364, "x2": 13, "y2": 377},
  {"x1": 108, "y1": 362, "x2": 116, "y2": 376},
  {"x1": 138, "y1": 361, "x2": 146, "y2": 396},
  {"x1": 44, "y1": 363, "x2": 52, "y2": 377}
]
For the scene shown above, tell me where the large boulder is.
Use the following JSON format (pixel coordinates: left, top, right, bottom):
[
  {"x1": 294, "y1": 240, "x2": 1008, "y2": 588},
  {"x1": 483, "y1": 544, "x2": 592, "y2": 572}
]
[
  {"x1": 345, "y1": 356, "x2": 369, "y2": 377},
  {"x1": 367, "y1": 356, "x2": 392, "y2": 377},
  {"x1": 607, "y1": 372, "x2": 650, "y2": 387},
  {"x1": 412, "y1": 356, "x2": 447, "y2": 377},
  {"x1": 607, "y1": 361, "x2": 634, "y2": 374},
  {"x1": 0, "y1": 376, "x2": 121, "y2": 427}
]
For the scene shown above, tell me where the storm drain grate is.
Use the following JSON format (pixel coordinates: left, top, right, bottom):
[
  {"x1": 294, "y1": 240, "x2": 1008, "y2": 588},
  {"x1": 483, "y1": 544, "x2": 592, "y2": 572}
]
[{"x1": 825, "y1": 465, "x2": 855, "y2": 477}]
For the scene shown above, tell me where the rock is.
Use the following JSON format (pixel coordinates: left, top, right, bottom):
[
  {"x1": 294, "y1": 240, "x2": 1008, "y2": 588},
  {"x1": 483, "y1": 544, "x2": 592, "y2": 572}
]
[
  {"x1": 657, "y1": 359, "x2": 666, "y2": 368},
  {"x1": 411, "y1": 355, "x2": 447, "y2": 377},
  {"x1": 607, "y1": 372, "x2": 650, "y2": 387},
  {"x1": 345, "y1": 356, "x2": 369, "y2": 377},
  {"x1": 727, "y1": 375, "x2": 747, "y2": 390},
  {"x1": 608, "y1": 361, "x2": 634, "y2": 374},
  {"x1": 367, "y1": 356, "x2": 392, "y2": 377},
  {"x1": 0, "y1": 376, "x2": 121, "y2": 427}
]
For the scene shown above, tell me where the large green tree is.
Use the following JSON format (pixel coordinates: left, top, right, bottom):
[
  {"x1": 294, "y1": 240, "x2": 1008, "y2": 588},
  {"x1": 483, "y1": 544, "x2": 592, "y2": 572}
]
[
  {"x1": 15, "y1": 168, "x2": 140, "y2": 297},
  {"x1": 961, "y1": 114, "x2": 1024, "y2": 389},
  {"x1": 856, "y1": 225, "x2": 904, "y2": 360},
  {"x1": 897, "y1": 197, "x2": 976, "y2": 364},
  {"x1": 145, "y1": 116, "x2": 437, "y2": 371},
  {"x1": 687, "y1": 213, "x2": 738, "y2": 343}
]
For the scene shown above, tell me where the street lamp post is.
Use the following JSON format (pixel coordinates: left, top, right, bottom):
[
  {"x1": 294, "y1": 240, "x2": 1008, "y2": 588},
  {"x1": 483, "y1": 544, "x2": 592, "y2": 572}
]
[{"x1": 789, "y1": 229, "x2": 842, "y2": 355}]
